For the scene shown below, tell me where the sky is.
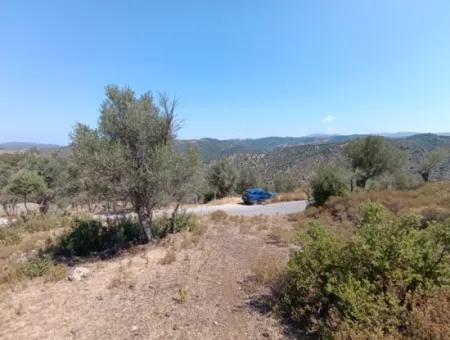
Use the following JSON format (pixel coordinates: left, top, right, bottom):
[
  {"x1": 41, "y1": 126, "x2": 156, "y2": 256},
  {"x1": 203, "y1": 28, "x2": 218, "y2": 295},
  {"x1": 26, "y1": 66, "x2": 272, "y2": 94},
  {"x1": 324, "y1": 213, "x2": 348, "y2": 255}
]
[{"x1": 1, "y1": 0, "x2": 450, "y2": 145}]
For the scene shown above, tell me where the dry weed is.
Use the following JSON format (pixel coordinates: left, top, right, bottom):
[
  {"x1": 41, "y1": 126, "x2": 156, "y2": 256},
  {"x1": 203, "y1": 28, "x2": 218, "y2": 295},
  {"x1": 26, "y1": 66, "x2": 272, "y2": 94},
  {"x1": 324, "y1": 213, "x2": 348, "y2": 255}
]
[
  {"x1": 268, "y1": 226, "x2": 297, "y2": 246},
  {"x1": 251, "y1": 253, "x2": 286, "y2": 286},
  {"x1": 108, "y1": 264, "x2": 135, "y2": 289},
  {"x1": 210, "y1": 210, "x2": 228, "y2": 222},
  {"x1": 177, "y1": 287, "x2": 189, "y2": 304},
  {"x1": 266, "y1": 189, "x2": 309, "y2": 204},
  {"x1": 159, "y1": 248, "x2": 176, "y2": 265}
]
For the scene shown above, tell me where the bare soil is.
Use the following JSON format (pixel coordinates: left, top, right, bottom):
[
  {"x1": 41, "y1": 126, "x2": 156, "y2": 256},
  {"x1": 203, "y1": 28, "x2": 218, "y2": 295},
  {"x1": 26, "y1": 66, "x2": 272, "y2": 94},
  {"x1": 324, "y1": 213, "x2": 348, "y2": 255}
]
[{"x1": 0, "y1": 217, "x2": 298, "y2": 340}]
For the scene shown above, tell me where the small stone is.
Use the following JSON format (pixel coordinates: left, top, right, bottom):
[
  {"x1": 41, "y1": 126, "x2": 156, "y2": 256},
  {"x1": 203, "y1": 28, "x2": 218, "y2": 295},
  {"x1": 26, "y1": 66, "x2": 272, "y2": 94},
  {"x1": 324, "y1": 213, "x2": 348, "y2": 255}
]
[
  {"x1": 131, "y1": 325, "x2": 139, "y2": 332},
  {"x1": 213, "y1": 321, "x2": 219, "y2": 326},
  {"x1": 68, "y1": 267, "x2": 90, "y2": 281},
  {"x1": 262, "y1": 332, "x2": 270, "y2": 338}
]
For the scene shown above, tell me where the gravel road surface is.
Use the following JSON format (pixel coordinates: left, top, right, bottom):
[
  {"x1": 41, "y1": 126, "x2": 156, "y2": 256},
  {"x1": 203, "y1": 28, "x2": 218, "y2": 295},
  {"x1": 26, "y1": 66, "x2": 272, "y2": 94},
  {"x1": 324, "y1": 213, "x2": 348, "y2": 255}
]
[{"x1": 185, "y1": 200, "x2": 308, "y2": 216}]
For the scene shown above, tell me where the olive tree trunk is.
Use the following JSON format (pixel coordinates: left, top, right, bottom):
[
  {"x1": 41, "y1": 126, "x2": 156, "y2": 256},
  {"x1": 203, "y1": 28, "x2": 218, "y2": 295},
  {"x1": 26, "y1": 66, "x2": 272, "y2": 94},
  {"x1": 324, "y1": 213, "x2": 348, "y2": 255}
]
[{"x1": 137, "y1": 206, "x2": 153, "y2": 242}]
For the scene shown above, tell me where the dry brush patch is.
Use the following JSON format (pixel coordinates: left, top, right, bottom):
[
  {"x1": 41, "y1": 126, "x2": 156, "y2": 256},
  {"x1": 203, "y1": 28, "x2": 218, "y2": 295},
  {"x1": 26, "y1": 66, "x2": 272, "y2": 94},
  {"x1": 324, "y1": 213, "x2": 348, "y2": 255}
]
[
  {"x1": 250, "y1": 253, "x2": 287, "y2": 287},
  {"x1": 291, "y1": 182, "x2": 450, "y2": 237},
  {"x1": 265, "y1": 189, "x2": 309, "y2": 204}
]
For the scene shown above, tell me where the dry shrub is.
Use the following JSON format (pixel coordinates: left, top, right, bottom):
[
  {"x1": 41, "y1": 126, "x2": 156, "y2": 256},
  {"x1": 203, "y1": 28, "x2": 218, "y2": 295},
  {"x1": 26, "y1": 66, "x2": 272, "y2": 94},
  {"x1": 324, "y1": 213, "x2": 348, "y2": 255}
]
[
  {"x1": 159, "y1": 248, "x2": 176, "y2": 265},
  {"x1": 251, "y1": 253, "x2": 286, "y2": 286},
  {"x1": 0, "y1": 256, "x2": 66, "y2": 287},
  {"x1": 291, "y1": 182, "x2": 450, "y2": 237},
  {"x1": 210, "y1": 210, "x2": 228, "y2": 222},
  {"x1": 190, "y1": 221, "x2": 208, "y2": 238},
  {"x1": 239, "y1": 223, "x2": 252, "y2": 234},
  {"x1": 177, "y1": 287, "x2": 189, "y2": 304},
  {"x1": 268, "y1": 226, "x2": 297, "y2": 246},
  {"x1": 108, "y1": 263, "x2": 135, "y2": 289},
  {"x1": 266, "y1": 189, "x2": 308, "y2": 204},
  {"x1": 408, "y1": 289, "x2": 450, "y2": 339},
  {"x1": 0, "y1": 228, "x2": 22, "y2": 246}
]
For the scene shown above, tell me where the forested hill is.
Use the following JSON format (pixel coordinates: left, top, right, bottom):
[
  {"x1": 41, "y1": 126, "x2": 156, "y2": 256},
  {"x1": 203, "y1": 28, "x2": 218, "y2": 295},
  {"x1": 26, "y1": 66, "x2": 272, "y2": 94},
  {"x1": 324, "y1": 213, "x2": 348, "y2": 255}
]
[
  {"x1": 175, "y1": 133, "x2": 450, "y2": 162},
  {"x1": 223, "y1": 134, "x2": 450, "y2": 186}
]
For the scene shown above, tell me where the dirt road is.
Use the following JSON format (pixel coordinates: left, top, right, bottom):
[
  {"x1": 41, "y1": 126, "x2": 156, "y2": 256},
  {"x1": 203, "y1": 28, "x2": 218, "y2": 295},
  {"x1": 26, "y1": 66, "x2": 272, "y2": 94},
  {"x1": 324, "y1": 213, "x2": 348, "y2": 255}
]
[
  {"x1": 95, "y1": 200, "x2": 309, "y2": 221},
  {"x1": 0, "y1": 216, "x2": 300, "y2": 339},
  {"x1": 186, "y1": 200, "x2": 308, "y2": 216}
]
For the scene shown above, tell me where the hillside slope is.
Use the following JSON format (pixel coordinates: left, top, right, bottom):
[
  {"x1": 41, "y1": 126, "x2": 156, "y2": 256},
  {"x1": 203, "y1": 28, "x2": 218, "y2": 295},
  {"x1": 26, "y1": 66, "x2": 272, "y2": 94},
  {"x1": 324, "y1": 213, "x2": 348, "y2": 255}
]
[{"x1": 225, "y1": 134, "x2": 450, "y2": 186}]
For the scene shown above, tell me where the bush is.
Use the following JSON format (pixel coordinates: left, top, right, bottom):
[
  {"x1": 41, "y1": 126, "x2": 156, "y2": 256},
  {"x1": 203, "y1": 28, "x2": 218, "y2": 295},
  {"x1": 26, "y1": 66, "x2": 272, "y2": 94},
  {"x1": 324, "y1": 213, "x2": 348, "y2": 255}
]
[
  {"x1": 54, "y1": 214, "x2": 197, "y2": 258},
  {"x1": 0, "y1": 227, "x2": 22, "y2": 246},
  {"x1": 272, "y1": 172, "x2": 296, "y2": 193},
  {"x1": 54, "y1": 219, "x2": 145, "y2": 257},
  {"x1": 311, "y1": 166, "x2": 349, "y2": 206},
  {"x1": 276, "y1": 203, "x2": 450, "y2": 338},
  {"x1": 207, "y1": 161, "x2": 237, "y2": 198},
  {"x1": 1, "y1": 256, "x2": 66, "y2": 285},
  {"x1": 151, "y1": 213, "x2": 197, "y2": 239}
]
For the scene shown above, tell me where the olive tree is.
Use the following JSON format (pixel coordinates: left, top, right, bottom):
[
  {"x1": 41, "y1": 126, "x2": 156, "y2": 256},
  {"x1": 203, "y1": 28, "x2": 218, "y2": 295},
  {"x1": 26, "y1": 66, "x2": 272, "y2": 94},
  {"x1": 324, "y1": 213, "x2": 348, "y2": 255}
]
[
  {"x1": 207, "y1": 161, "x2": 237, "y2": 199},
  {"x1": 7, "y1": 170, "x2": 46, "y2": 212},
  {"x1": 418, "y1": 149, "x2": 447, "y2": 182},
  {"x1": 311, "y1": 166, "x2": 349, "y2": 205},
  {"x1": 165, "y1": 146, "x2": 203, "y2": 233},
  {"x1": 20, "y1": 152, "x2": 69, "y2": 213},
  {"x1": 0, "y1": 154, "x2": 24, "y2": 215},
  {"x1": 235, "y1": 167, "x2": 261, "y2": 194},
  {"x1": 344, "y1": 136, "x2": 404, "y2": 189},
  {"x1": 71, "y1": 85, "x2": 179, "y2": 242}
]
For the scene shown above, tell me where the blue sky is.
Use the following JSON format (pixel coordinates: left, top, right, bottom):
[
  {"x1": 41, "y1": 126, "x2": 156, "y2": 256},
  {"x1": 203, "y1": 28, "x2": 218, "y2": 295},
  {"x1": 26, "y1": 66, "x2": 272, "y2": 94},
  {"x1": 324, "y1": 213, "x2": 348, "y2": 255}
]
[{"x1": 1, "y1": 1, "x2": 450, "y2": 144}]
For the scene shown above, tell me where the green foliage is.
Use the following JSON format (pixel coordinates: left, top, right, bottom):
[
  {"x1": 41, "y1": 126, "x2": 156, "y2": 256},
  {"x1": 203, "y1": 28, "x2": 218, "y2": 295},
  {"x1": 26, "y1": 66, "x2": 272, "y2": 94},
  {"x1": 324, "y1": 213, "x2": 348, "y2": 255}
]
[
  {"x1": 6, "y1": 170, "x2": 46, "y2": 208},
  {"x1": 54, "y1": 219, "x2": 146, "y2": 257},
  {"x1": 272, "y1": 172, "x2": 296, "y2": 193},
  {"x1": 235, "y1": 167, "x2": 261, "y2": 194},
  {"x1": 311, "y1": 166, "x2": 349, "y2": 205},
  {"x1": 277, "y1": 203, "x2": 450, "y2": 337},
  {"x1": 419, "y1": 148, "x2": 447, "y2": 182},
  {"x1": 20, "y1": 257, "x2": 54, "y2": 279},
  {"x1": 0, "y1": 227, "x2": 22, "y2": 246},
  {"x1": 54, "y1": 214, "x2": 197, "y2": 258},
  {"x1": 207, "y1": 161, "x2": 237, "y2": 198},
  {"x1": 151, "y1": 213, "x2": 198, "y2": 238},
  {"x1": 71, "y1": 85, "x2": 182, "y2": 241},
  {"x1": 344, "y1": 136, "x2": 405, "y2": 188}
]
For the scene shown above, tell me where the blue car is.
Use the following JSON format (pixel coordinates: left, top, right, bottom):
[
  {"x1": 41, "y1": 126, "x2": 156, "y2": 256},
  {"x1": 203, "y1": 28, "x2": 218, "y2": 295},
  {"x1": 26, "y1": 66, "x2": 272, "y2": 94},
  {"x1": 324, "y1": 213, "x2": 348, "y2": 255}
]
[{"x1": 242, "y1": 188, "x2": 277, "y2": 205}]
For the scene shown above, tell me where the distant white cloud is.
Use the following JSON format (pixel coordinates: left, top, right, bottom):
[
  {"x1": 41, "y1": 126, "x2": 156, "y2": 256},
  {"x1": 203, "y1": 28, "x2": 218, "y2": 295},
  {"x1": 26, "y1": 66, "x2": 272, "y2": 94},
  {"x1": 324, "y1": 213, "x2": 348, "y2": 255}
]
[{"x1": 322, "y1": 115, "x2": 336, "y2": 123}]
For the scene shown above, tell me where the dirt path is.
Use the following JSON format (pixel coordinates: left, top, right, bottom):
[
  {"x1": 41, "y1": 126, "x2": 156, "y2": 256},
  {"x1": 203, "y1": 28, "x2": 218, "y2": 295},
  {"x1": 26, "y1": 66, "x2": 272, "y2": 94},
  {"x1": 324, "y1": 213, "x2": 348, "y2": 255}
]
[{"x1": 0, "y1": 218, "x2": 295, "y2": 339}]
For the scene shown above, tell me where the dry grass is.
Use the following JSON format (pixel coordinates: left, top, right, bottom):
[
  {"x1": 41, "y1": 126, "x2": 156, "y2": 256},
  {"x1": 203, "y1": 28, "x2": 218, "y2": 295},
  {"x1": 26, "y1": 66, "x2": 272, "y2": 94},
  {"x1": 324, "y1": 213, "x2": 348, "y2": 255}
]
[
  {"x1": 108, "y1": 263, "x2": 135, "y2": 289},
  {"x1": 292, "y1": 182, "x2": 450, "y2": 237},
  {"x1": 0, "y1": 257, "x2": 67, "y2": 288},
  {"x1": 206, "y1": 196, "x2": 241, "y2": 205},
  {"x1": 251, "y1": 253, "x2": 286, "y2": 286},
  {"x1": 265, "y1": 189, "x2": 309, "y2": 204},
  {"x1": 408, "y1": 289, "x2": 450, "y2": 339},
  {"x1": 209, "y1": 210, "x2": 228, "y2": 222},
  {"x1": 268, "y1": 226, "x2": 297, "y2": 246},
  {"x1": 159, "y1": 248, "x2": 177, "y2": 265},
  {"x1": 177, "y1": 287, "x2": 189, "y2": 304}
]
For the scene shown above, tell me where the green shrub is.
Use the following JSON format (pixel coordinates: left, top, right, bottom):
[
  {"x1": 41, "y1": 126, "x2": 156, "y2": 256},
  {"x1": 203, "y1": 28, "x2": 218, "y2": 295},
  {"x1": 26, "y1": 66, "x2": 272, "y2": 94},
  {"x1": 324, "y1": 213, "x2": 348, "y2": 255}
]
[
  {"x1": 0, "y1": 227, "x2": 22, "y2": 246},
  {"x1": 1, "y1": 256, "x2": 66, "y2": 285},
  {"x1": 277, "y1": 203, "x2": 450, "y2": 338},
  {"x1": 311, "y1": 166, "x2": 349, "y2": 206},
  {"x1": 151, "y1": 213, "x2": 197, "y2": 238},
  {"x1": 20, "y1": 257, "x2": 54, "y2": 278},
  {"x1": 54, "y1": 214, "x2": 196, "y2": 258},
  {"x1": 273, "y1": 172, "x2": 296, "y2": 193},
  {"x1": 54, "y1": 219, "x2": 145, "y2": 257}
]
